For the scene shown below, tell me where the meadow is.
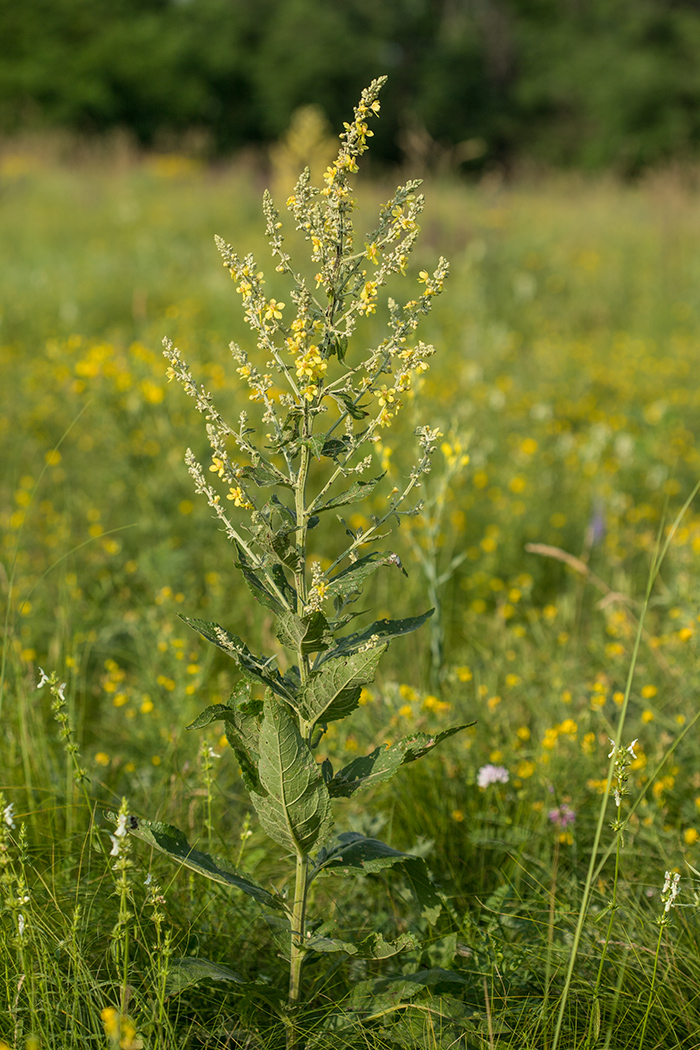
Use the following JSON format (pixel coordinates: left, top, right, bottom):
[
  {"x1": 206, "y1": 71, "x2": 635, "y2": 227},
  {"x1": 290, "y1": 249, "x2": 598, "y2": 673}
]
[{"x1": 4, "y1": 133, "x2": 700, "y2": 1049}]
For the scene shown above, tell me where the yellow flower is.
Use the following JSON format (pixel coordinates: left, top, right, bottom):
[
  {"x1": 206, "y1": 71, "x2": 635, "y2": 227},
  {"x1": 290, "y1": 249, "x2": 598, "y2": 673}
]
[
  {"x1": 641, "y1": 684, "x2": 658, "y2": 699},
  {"x1": 264, "y1": 299, "x2": 285, "y2": 321},
  {"x1": 684, "y1": 828, "x2": 699, "y2": 846}
]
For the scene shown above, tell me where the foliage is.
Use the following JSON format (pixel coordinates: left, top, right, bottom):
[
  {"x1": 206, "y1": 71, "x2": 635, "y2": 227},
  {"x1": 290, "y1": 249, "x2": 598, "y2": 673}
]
[
  {"x1": 5, "y1": 0, "x2": 700, "y2": 171},
  {"x1": 119, "y1": 77, "x2": 473, "y2": 1036},
  {"x1": 7, "y1": 119, "x2": 700, "y2": 1046}
]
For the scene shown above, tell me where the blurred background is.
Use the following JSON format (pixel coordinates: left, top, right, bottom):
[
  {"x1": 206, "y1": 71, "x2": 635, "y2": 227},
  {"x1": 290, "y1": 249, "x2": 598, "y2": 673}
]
[{"x1": 4, "y1": 0, "x2": 700, "y2": 175}]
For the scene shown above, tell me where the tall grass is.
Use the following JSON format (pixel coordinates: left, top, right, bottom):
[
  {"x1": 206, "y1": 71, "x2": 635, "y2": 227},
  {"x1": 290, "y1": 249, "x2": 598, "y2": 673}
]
[{"x1": 3, "y1": 144, "x2": 700, "y2": 1046}]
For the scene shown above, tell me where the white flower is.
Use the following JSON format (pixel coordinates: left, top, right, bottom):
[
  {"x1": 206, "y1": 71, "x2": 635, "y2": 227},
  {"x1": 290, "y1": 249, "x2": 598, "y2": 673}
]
[
  {"x1": 627, "y1": 739, "x2": 638, "y2": 759},
  {"x1": 477, "y1": 764, "x2": 509, "y2": 788},
  {"x1": 662, "y1": 870, "x2": 681, "y2": 913},
  {"x1": 3, "y1": 803, "x2": 15, "y2": 829},
  {"x1": 114, "y1": 814, "x2": 128, "y2": 838},
  {"x1": 17, "y1": 914, "x2": 25, "y2": 938},
  {"x1": 57, "y1": 681, "x2": 66, "y2": 701},
  {"x1": 36, "y1": 668, "x2": 50, "y2": 689},
  {"x1": 144, "y1": 873, "x2": 153, "y2": 887},
  {"x1": 608, "y1": 739, "x2": 616, "y2": 758},
  {"x1": 109, "y1": 835, "x2": 121, "y2": 857}
]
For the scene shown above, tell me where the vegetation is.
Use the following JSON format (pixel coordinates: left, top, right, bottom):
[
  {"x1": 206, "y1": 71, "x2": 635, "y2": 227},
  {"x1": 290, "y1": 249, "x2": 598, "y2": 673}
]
[
  {"x1": 4, "y1": 0, "x2": 700, "y2": 172},
  {"x1": 5, "y1": 87, "x2": 700, "y2": 1047}
]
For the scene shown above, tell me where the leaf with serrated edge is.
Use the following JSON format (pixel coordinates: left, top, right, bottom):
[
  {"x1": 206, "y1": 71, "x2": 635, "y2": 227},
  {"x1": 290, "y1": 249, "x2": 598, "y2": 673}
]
[
  {"x1": 328, "y1": 723, "x2": 475, "y2": 798},
  {"x1": 124, "y1": 817, "x2": 285, "y2": 911},
  {"x1": 310, "y1": 475, "x2": 385, "y2": 514},
  {"x1": 326, "y1": 552, "x2": 397, "y2": 604},
  {"x1": 186, "y1": 703, "x2": 263, "y2": 794},
  {"x1": 180, "y1": 616, "x2": 293, "y2": 699},
  {"x1": 275, "y1": 610, "x2": 331, "y2": 656},
  {"x1": 250, "y1": 700, "x2": 333, "y2": 855},
  {"x1": 312, "y1": 832, "x2": 415, "y2": 880},
  {"x1": 298, "y1": 647, "x2": 385, "y2": 738},
  {"x1": 316, "y1": 610, "x2": 433, "y2": 665}
]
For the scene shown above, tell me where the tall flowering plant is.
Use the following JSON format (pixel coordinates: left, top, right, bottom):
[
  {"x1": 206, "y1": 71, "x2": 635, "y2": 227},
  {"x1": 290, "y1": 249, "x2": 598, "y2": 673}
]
[{"x1": 122, "y1": 77, "x2": 472, "y2": 1031}]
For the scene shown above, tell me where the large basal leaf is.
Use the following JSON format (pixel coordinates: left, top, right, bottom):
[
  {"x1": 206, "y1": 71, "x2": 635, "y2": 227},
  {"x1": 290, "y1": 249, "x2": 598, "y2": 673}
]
[
  {"x1": 250, "y1": 700, "x2": 333, "y2": 855},
  {"x1": 275, "y1": 610, "x2": 332, "y2": 656},
  {"x1": 304, "y1": 921, "x2": 418, "y2": 959},
  {"x1": 316, "y1": 610, "x2": 434, "y2": 665},
  {"x1": 311, "y1": 474, "x2": 385, "y2": 514},
  {"x1": 298, "y1": 647, "x2": 385, "y2": 738},
  {"x1": 348, "y1": 969, "x2": 471, "y2": 1014},
  {"x1": 328, "y1": 724, "x2": 475, "y2": 798},
  {"x1": 181, "y1": 616, "x2": 293, "y2": 700},
  {"x1": 164, "y1": 957, "x2": 245, "y2": 997},
  {"x1": 123, "y1": 817, "x2": 286, "y2": 911}
]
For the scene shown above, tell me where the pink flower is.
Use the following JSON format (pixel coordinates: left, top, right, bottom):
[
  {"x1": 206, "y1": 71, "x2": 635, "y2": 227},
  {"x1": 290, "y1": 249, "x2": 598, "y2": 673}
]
[{"x1": 548, "y1": 804, "x2": 576, "y2": 829}]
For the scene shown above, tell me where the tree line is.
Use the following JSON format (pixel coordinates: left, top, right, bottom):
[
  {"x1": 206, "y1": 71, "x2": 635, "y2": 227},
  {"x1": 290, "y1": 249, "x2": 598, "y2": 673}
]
[{"x1": 3, "y1": 0, "x2": 700, "y2": 172}]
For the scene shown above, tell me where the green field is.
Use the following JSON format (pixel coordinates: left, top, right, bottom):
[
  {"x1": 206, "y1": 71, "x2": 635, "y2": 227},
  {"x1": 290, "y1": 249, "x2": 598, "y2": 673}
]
[{"x1": 4, "y1": 139, "x2": 700, "y2": 1048}]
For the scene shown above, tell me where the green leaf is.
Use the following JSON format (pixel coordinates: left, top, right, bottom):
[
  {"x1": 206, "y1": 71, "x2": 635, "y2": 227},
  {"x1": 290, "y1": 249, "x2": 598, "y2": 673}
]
[
  {"x1": 250, "y1": 699, "x2": 334, "y2": 855},
  {"x1": 298, "y1": 647, "x2": 385, "y2": 737},
  {"x1": 349, "y1": 969, "x2": 469, "y2": 1013},
  {"x1": 328, "y1": 724, "x2": 475, "y2": 798},
  {"x1": 332, "y1": 390, "x2": 370, "y2": 419},
  {"x1": 313, "y1": 834, "x2": 442, "y2": 924},
  {"x1": 319, "y1": 435, "x2": 352, "y2": 460},
  {"x1": 164, "y1": 957, "x2": 245, "y2": 997},
  {"x1": 311, "y1": 475, "x2": 385, "y2": 514},
  {"x1": 234, "y1": 544, "x2": 284, "y2": 612},
  {"x1": 313, "y1": 832, "x2": 417, "y2": 878},
  {"x1": 326, "y1": 551, "x2": 404, "y2": 607},
  {"x1": 318, "y1": 609, "x2": 434, "y2": 664},
  {"x1": 187, "y1": 696, "x2": 263, "y2": 794},
  {"x1": 181, "y1": 616, "x2": 293, "y2": 700},
  {"x1": 275, "y1": 610, "x2": 332, "y2": 656},
  {"x1": 123, "y1": 817, "x2": 286, "y2": 911},
  {"x1": 240, "y1": 459, "x2": 292, "y2": 488},
  {"x1": 304, "y1": 921, "x2": 418, "y2": 959}
]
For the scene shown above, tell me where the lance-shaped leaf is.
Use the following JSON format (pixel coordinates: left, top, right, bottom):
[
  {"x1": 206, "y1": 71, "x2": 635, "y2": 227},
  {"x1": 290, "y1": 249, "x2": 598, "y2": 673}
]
[
  {"x1": 187, "y1": 697, "x2": 263, "y2": 794},
  {"x1": 164, "y1": 957, "x2": 286, "y2": 1004},
  {"x1": 310, "y1": 474, "x2": 385, "y2": 514},
  {"x1": 181, "y1": 616, "x2": 293, "y2": 700},
  {"x1": 331, "y1": 390, "x2": 370, "y2": 420},
  {"x1": 326, "y1": 551, "x2": 402, "y2": 608},
  {"x1": 312, "y1": 832, "x2": 417, "y2": 879},
  {"x1": 304, "y1": 921, "x2": 418, "y2": 959},
  {"x1": 239, "y1": 458, "x2": 292, "y2": 488},
  {"x1": 312, "y1": 833, "x2": 442, "y2": 924},
  {"x1": 328, "y1": 724, "x2": 475, "y2": 798},
  {"x1": 250, "y1": 700, "x2": 333, "y2": 855},
  {"x1": 316, "y1": 609, "x2": 434, "y2": 665},
  {"x1": 234, "y1": 543, "x2": 284, "y2": 613},
  {"x1": 165, "y1": 957, "x2": 245, "y2": 997},
  {"x1": 122, "y1": 817, "x2": 286, "y2": 911},
  {"x1": 275, "y1": 610, "x2": 332, "y2": 657},
  {"x1": 297, "y1": 646, "x2": 385, "y2": 738}
]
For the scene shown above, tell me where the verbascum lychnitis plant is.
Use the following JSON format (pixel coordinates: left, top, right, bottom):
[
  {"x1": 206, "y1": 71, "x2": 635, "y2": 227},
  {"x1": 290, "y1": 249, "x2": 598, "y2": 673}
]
[{"x1": 120, "y1": 77, "x2": 473, "y2": 1042}]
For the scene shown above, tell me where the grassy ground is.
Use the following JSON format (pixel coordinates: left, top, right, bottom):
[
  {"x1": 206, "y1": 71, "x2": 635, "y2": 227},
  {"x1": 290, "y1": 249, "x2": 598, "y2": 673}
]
[{"x1": 4, "y1": 141, "x2": 700, "y2": 1047}]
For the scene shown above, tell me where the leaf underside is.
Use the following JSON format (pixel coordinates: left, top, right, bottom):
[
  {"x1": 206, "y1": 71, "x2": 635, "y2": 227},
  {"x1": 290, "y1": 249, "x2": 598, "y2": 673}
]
[
  {"x1": 123, "y1": 816, "x2": 285, "y2": 911},
  {"x1": 250, "y1": 699, "x2": 334, "y2": 854}
]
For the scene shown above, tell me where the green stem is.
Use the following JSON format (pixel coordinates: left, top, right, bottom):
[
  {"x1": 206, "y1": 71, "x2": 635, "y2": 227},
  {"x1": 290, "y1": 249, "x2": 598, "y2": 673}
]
[
  {"x1": 287, "y1": 852, "x2": 309, "y2": 1047},
  {"x1": 638, "y1": 923, "x2": 665, "y2": 1050}
]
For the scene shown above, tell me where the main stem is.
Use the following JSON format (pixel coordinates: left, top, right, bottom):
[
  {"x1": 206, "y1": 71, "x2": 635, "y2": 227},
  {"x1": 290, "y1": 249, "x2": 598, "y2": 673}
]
[{"x1": 288, "y1": 852, "x2": 309, "y2": 1010}]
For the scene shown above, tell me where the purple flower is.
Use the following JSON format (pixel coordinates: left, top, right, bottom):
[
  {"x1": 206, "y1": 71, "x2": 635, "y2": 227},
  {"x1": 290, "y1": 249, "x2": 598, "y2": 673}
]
[
  {"x1": 477, "y1": 764, "x2": 509, "y2": 788},
  {"x1": 548, "y1": 804, "x2": 576, "y2": 829}
]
